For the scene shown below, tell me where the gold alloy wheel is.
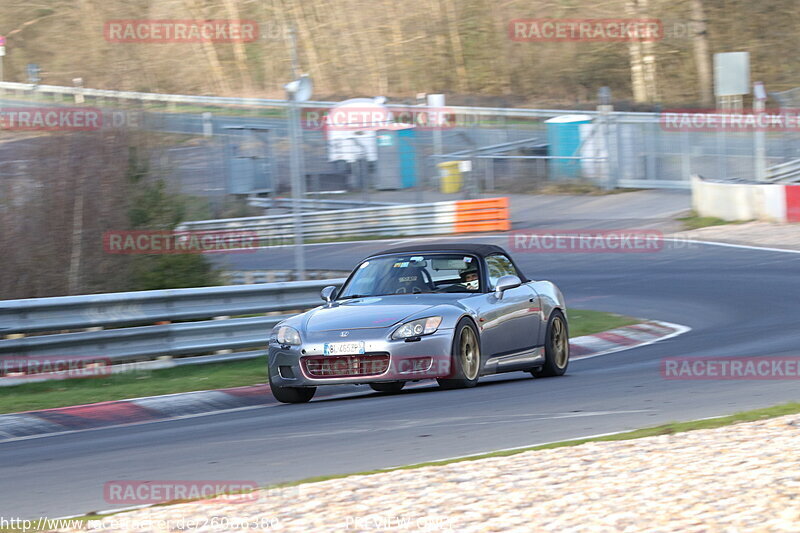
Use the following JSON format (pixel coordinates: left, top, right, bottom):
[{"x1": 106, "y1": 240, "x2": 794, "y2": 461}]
[
  {"x1": 552, "y1": 316, "x2": 568, "y2": 368},
  {"x1": 460, "y1": 325, "x2": 480, "y2": 380}
]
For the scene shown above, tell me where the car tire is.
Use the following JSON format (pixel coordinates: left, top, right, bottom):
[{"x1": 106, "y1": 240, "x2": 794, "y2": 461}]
[
  {"x1": 268, "y1": 369, "x2": 316, "y2": 403},
  {"x1": 438, "y1": 318, "x2": 481, "y2": 389},
  {"x1": 369, "y1": 382, "x2": 405, "y2": 393},
  {"x1": 531, "y1": 310, "x2": 569, "y2": 378},
  {"x1": 270, "y1": 384, "x2": 316, "y2": 403}
]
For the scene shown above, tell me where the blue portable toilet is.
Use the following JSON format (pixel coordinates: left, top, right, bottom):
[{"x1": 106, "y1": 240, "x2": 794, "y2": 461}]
[
  {"x1": 375, "y1": 126, "x2": 417, "y2": 189},
  {"x1": 397, "y1": 128, "x2": 417, "y2": 188},
  {"x1": 545, "y1": 115, "x2": 593, "y2": 179}
]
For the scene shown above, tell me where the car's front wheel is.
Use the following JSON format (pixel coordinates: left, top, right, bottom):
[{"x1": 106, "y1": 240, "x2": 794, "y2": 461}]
[
  {"x1": 438, "y1": 318, "x2": 481, "y2": 389},
  {"x1": 370, "y1": 382, "x2": 405, "y2": 393},
  {"x1": 531, "y1": 310, "x2": 569, "y2": 378},
  {"x1": 269, "y1": 369, "x2": 316, "y2": 403},
  {"x1": 270, "y1": 384, "x2": 316, "y2": 403}
]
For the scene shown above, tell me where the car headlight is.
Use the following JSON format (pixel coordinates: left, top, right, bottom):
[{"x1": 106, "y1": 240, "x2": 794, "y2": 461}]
[
  {"x1": 272, "y1": 325, "x2": 301, "y2": 345},
  {"x1": 392, "y1": 316, "x2": 442, "y2": 340}
]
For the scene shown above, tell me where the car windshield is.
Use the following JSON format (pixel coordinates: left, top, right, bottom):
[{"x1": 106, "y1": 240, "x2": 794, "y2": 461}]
[{"x1": 339, "y1": 254, "x2": 482, "y2": 298}]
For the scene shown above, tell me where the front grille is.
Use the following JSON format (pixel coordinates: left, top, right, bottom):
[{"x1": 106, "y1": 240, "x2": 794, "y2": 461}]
[{"x1": 302, "y1": 353, "x2": 390, "y2": 378}]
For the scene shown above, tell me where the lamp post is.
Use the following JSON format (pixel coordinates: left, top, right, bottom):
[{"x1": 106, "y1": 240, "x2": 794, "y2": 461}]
[
  {"x1": 753, "y1": 81, "x2": 767, "y2": 182},
  {"x1": 284, "y1": 28, "x2": 313, "y2": 280}
]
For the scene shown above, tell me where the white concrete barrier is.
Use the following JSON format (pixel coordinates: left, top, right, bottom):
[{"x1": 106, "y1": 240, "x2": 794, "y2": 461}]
[{"x1": 691, "y1": 175, "x2": 800, "y2": 223}]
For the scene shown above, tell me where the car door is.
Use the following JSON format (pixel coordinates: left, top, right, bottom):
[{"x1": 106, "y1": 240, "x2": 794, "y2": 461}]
[{"x1": 479, "y1": 253, "x2": 540, "y2": 358}]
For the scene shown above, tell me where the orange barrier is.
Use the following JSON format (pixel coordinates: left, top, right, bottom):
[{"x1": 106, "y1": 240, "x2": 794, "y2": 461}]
[{"x1": 453, "y1": 197, "x2": 511, "y2": 233}]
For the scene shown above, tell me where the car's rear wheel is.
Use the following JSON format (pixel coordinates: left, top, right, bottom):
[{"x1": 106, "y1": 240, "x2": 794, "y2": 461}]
[
  {"x1": 369, "y1": 382, "x2": 405, "y2": 393},
  {"x1": 531, "y1": 310, "x2": 569, "y2": 378},
  {"x1": 438, "y1": 318, "x2": 481, "y2": 389}
]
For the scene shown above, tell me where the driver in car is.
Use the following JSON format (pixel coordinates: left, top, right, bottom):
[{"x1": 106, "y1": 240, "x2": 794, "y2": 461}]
[{"x1": 460, "y1": 267, "x2": 480, "y2": 291}]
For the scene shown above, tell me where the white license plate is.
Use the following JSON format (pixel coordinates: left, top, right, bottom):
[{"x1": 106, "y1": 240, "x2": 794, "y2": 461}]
[{"x1": 323, "y1": 341, "x2": 365, "y2": 356}]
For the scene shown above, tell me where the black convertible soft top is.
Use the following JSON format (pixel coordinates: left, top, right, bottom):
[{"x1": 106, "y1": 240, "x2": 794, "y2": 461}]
[
  {"x1": 371, "y1": 243, "x2": 508, "y2": 258},
  {"x1": 366, "y1": 243, "x2": 529, "y2": 282}
]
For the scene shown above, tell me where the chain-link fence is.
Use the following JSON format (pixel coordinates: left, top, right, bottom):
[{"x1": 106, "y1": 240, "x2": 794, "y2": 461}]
[
  {"x1": 3, "y1": 82, "x2": 800, "y2": 218},
  {"x1": 147, "y1": 106, "x2": 800, "y2": 203}
]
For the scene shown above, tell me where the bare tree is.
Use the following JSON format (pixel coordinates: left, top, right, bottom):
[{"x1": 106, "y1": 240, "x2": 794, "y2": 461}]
[
  {"x1": 689, "y1": 0, "x2": 713, "y2": 106},
  {"x1": 0, "y1": 131, "x2": 134, "y2": 298},
  {"x1": 626, "y1": 0, "x2": 659, "y2": 103}
]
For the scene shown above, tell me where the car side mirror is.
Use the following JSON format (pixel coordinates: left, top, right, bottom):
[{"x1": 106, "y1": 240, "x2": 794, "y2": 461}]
[
  {"x1": 494, "y1": 275, "x2": 521, "y2": 299},
  {"x1": 320, "y1": 286, "x2": 338, "y2": 304}
]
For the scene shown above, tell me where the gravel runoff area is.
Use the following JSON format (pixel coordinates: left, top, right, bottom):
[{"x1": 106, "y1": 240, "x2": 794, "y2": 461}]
[
  {"x1": 57, "y1": 414, "x2": 800, "y2": 532},
  {"x1": 676, "y1": 221, "x2": 800, "y2": 251}
]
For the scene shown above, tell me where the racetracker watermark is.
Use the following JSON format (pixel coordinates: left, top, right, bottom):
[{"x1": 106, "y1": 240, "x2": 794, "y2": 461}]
[
  {"x1": 661, "y1": 109, "x2": 800, "y2": 132},
  {"x1": 0, "y1": 356, "x2": 111, "y2": 379},
  {"x1": 662, "y1": 357, "x2": 800, "y2": 380},
  {"x1": 104, "y1": 20, "x2": 259, "y2": 43},
  {"x1": 103, "y1": 230, "x2": 262, "y2": 254},
  {"x1": 509, "y1": 18, "x2": 662, "y2": 42},
  {"x1": 302, "y1": 107, "x2": 474, "y2": 131},
  {"x1": 104, "y1": 480, "x2": 261, "y2": 505},
  {"x1": 509, "y1": 230, "x2": 675, "y2": 253},
  {"x1": 391, "y1": 358, "x2": 448, "y2": 376},
  {"x1": 0, "y1": 108, "x2": 101, "y2": 131}
]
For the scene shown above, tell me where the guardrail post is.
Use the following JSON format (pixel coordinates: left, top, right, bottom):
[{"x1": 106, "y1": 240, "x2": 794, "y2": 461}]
[
  {"x1": 202, "y1": 112, "x2": 213, "y2": 137},
  {"x1": 213, "y1": 316, "x2": 234, "y2": 355},
  {"x1": 73, "y1": 78, "x2": 84, "y2": 104}
]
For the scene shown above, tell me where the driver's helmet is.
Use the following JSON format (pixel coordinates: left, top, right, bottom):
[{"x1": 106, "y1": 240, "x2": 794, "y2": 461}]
[{"x1": 460, "y1": 267, "x2": 479, "y2": 291}]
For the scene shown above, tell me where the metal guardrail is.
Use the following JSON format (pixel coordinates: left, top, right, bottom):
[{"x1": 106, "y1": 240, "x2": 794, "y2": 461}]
[
  {"x1": 0, "y1": 315, "x2": 283, "y2": 362},
  {"x1": 0, "y1": 81, "x2": 334, "y2": 109},
  {"x1": 0, "y1": 278, "x2": 348, "y2": 370},
  {"x1": 766, "y1": 158, "x2": 800, "y2": 183},
  {"x1": 179, "y1": 198, "x2": 510, "y2": 241},
  {"x1": 0, "y1": 81, "x2": 660, "y2": 121},
  {"x1": 247, "y1": 197, "x2": 399, "y2": 211},
  {"x1": 223, "y1": 270, "x2": 350, "y2": 285},
  {"x1": 0, "y1": 279, "x2": 345, "y2": 335}
]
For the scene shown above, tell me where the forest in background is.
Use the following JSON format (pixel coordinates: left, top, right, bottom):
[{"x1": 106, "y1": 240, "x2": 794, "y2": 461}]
[{"x1": 0, "y1": 0, "x2": 798, "y2": 107}]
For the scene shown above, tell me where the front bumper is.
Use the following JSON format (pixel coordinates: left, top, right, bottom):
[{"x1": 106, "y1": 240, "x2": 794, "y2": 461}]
[{"x1": 268, "y1": 328, "x2": 454, "y2": 387}]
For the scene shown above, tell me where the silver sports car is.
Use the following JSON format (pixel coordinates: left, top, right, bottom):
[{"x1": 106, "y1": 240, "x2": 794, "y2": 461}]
[{"x1": 267, "y1": 244, "x2": 569, "y2": 403}]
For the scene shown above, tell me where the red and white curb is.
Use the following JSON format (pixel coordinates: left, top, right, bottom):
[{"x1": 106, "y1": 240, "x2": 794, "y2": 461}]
[
  {"x1": 0, "y1": 385, "x2": 270, "y2": 441},
  {"x1": 569, "y1": 320, "x2": 690, "y2": 361},
  {"x1": 0, "y1": 321, "x2": 688, "y2": 442}
]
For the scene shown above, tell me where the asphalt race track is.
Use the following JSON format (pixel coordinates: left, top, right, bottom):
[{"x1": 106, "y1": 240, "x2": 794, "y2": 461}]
[{"x1": 2, "y1": 236, "x2": 800, "y2": 519}]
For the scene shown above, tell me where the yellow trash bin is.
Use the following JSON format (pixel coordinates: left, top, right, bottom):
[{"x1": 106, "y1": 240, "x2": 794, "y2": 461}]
[{"x1": 437, "y1": 161, "x2": 463, "y2": 193}]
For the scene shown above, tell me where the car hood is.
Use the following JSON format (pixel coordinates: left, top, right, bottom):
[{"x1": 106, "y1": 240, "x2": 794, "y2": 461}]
[{"x1": 303, "y1": 295, "x2": 448, "y2": 331}]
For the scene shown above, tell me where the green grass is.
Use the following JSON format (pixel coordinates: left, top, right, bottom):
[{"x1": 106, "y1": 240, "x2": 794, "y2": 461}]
[
  {"x1": 678, "y1": 210, "x2": 747, "y2": 230},
  {"x1": 15, "y1": 400, "x2": 797, "y2": 530},
  {"x1": 534, "y1": 182, "x2": 642, "y2": 196},
  {"x1": 0, "y1": 359, "x2": 265, "y2": 414},
  {"x1": 567, "y1": 308, "x2": 638, "y2": 337},
  {"x1": 0, "y1": 309, "x2": 636, "y2": 414}
]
